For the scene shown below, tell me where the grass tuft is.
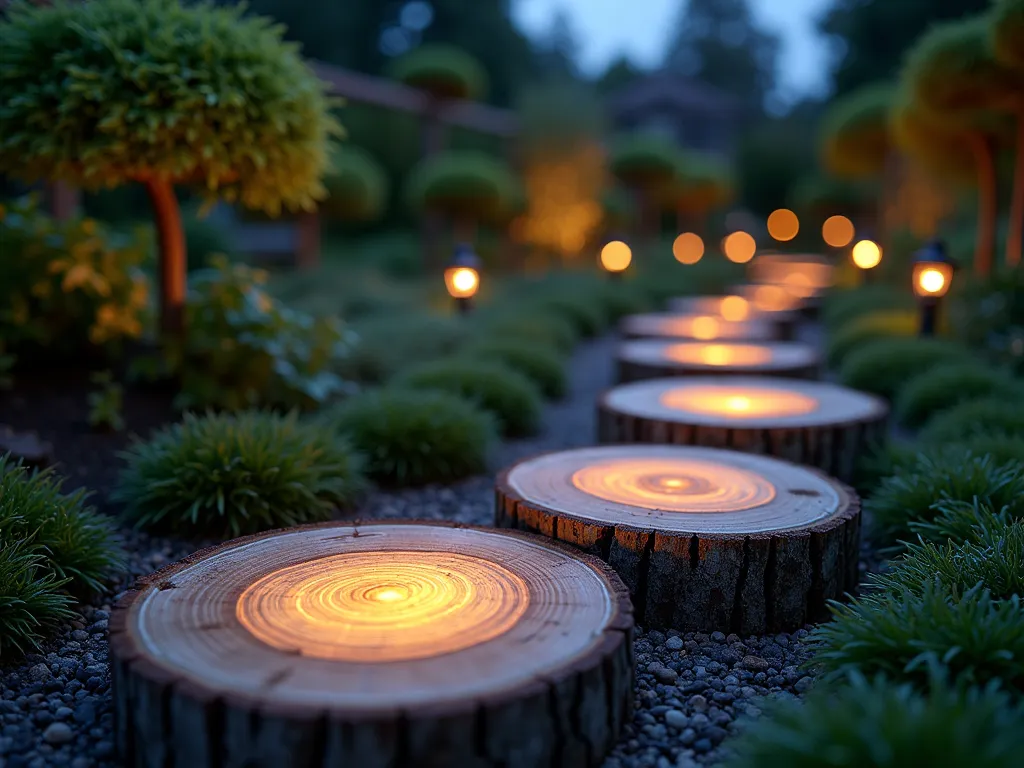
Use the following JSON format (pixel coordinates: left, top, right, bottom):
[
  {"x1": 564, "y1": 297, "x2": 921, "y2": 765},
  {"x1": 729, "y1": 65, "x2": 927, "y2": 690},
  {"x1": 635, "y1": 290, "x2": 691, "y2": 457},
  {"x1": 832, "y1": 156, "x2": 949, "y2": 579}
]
[
  {"x1": 0, "y1": 539, "x2": 76, "y2": 657},
  {"x1": 894, "y1": 363, "x2": 1023, "y2": 429},
  {"x1": 461, "y1": 338, "x2": 567, "y2": 399},
  {"x1": 839, "y1": 337, "x2": 970, "y2": 400}
]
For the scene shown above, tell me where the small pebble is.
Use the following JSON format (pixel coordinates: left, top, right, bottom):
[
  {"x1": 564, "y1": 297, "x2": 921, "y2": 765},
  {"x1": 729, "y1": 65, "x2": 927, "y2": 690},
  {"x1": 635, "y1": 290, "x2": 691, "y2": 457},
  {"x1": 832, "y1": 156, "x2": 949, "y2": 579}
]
[{"x1": 42, "y1": 722, "x2": 73, "y2": 746}]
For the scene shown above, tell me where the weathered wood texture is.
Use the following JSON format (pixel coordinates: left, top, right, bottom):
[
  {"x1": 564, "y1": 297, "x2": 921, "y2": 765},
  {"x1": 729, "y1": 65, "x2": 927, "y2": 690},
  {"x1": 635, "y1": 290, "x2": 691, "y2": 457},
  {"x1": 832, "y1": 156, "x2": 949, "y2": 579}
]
[
  {"x1": 619, "y1": 313, "x2": 778, "y2": 342},
  {"x1": 597, "y1": 377, "x2": 888, "y2": 482},
  {"x1": 616, "y1": 340, "x2": 820, "y2": 384},
  {"x1": 110, "y1": 521, "x2": 633, "y2": 768},
  {"x1": 495, "y1": 445, "x2": 860, "y2": 634}
]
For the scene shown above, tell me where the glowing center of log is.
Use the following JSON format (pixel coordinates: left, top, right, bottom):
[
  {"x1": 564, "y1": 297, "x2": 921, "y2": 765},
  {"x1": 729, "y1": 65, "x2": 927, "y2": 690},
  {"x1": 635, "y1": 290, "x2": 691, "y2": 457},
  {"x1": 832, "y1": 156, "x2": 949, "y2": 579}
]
[
  {"x1": 237, "y1": 552, "x2": 529, "y2": 663},
  {"x1": 665, "y1": 343, "x2": 772, "y2": 367},
  {"x1": 660, "y1": 385, "x2": 819, "y2": 419},
  {"x1": 571, "y1": 458, "x2": 776, "y2": 512}
]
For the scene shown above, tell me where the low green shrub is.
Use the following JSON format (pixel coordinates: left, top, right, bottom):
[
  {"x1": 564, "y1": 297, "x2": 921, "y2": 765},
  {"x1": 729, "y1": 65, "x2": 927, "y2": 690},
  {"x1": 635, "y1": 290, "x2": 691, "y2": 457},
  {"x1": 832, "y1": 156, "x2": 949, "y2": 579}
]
[
  {"x1": 852, "y1": 440, "x2": 918, "y2": 496},
  {"x1": 839, "y1": 337, "x2": 971, "y2": 400},
  {"x1": 479, "y1": 311, "x2": 578, "y2": 353},
  {"x1": 322, "y1": 388, "x2": 496, "y2": 486},
  {"x1": 825, "y1": 310, "x2": 919, "y2": 369},
  {"x1": 919, "y1": 397, "x2": 1024, "y2": 444},
  {"x1": 894, "y1": 363, "x2": 1023, "y2": 429},
  {"x1": 596, "y1": 281, "x2": 652, "y2": 321},
  {"x1": 868, "y1": 452, "x2": 1024, "y2": 547},
  {"x1": 462, "y1": 338, "x2": 567, "y2": 399},
  {"x1": 0, "y1": 540, "x2": 75, "y2": 657},
  {"x1": 113, "y1": 411, "x2": 366, "y2": 538},
  {"x1": 396, "y1": 359, "x2": 543, "y2": 437},
  {"x1": 724, "y1": 674, "x2": 1024, "y2": 768},
  {"x1": 822, "y1": 284, "x2": 917, "y2": 330},
  {"x1": 946, "y1": 433, "x2": 1024, "y2": 469},
  {"x1": 0, "y1": 456, "x2": 124, "y2": 594},
  {"x1": 340, "y1": 313, "x2": 472, "y2": 383},
  {"x1": 913, "y1": 497, "x2": 1024, "y2": 547},
  {"x1": 531, "y1": 294, "x2": 608, "y2": 337}
]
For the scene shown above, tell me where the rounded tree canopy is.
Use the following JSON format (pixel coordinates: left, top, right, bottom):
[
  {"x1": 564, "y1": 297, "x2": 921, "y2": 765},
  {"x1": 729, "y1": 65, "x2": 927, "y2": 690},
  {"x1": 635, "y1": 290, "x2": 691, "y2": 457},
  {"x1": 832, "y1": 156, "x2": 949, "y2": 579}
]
[
  {"x1": 820, "y1": 83, "x2": 894, "y2": 179},
  {"x1": 390, "y1": 44, "x2": 487, "y2": 101},
  {"x1": 992, "y1": 0, "x2": 1024, "y2": 70},
  {"x1": 321, "y1": 145, "x2": 389, "y2": 222},
  {"x1": 668, "y1": 153, "x2": 735, "y2": 213},
  {"x1": 890, "y1": 93, "x2": 977, "y2": 186},
  {"x1": 0, "y1": 0, "x2": 340, "y2": 215},
  {"x1": 609, "y1": 134, "x2": 682, "y2": 191},
  {"x1": 788, "y1": 175, "x2": 875, "y2": 219},
  {"x1": 602, "y1": 187, "x2": 638, "y2": 229},
  {"x1": 405, "y1": 151, "x2": 518, "y2": 222}
]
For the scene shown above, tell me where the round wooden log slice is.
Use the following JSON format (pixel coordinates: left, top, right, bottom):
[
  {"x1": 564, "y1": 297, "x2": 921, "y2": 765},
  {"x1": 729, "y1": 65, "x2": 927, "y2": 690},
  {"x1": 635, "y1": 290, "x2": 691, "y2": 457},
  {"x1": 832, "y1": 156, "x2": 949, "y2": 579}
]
[
  {"x1": 619, "y1": 312, "x2": 778, "y2": 342},
  {"x1": 616, "y1": 340, "x2": 820, "y2": 384},
  {"x1": 597, "y1": 376, "x2": 888, "y2": 483},
  {"x1": 495, "y1": 445, "x2": 861, "y2": 634},
  {"x1": 667, "y1": 294, "x2": 799, "y2": 341},
  {"x1": 110, "y1": 521, "x2": 634, "y2": 768}
]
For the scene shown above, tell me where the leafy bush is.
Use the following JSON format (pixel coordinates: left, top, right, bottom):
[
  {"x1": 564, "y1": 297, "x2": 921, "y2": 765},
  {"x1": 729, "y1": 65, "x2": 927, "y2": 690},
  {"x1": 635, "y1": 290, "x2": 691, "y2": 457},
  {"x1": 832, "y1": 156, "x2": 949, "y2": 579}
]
[
  {"x1": 0, "y1": 456, "x2": 124, "y2": 594},
  {"x1": 322, "y1": 388, "x2": 495, "y2": 486},
  {"x1": 919, "y1": 396, "x2": 1024, "y2": 443},
  {"x1": 840, "y1": 337, "x2": 971, "y2": 400},
  {"x1": 479, "y1": 311, "x2": 579, "y2": 353},
  {"x1": 113, "y1": 411, "x2": 366, "y2": 538},
  {"x1": 405, "y1": 151, "x2": 519, "y2": 223},
  {"x1": 396, "y1": 359, "x2": 543, "y2": 437},
  {"x1": 390, "y1": 44, "x2": 487, "y2": 100},
  {"x1": 0, "y1": 197, "x2": 149, "y2": 365},
  {"x1": 868, "y1": 451, "x2": 1024, "y2": 547},
  {"x1": 0, "y1": 540, "x2": 75, "y2": 657},
  {"x1": 339, "y1": 313, "x2": 472, "y2": 384},
  {"x1": 950, "y1": 266, "x2": 1024, "y2": 374},
  {"x1": 321, "y1": 144, "x2": 389, "y2": 223},
  {"x1": 825, "y1": 310, "x2": 918, "y2": 368},
  {"x1": 894, "y1": 363, "x2": 1023, "y2": 429},
  {"x1": 462, "y1": 338, "x2": 567, "y2": 399},
  {"x1": 724, "y1": 674, "x2": 1024, "y2": 768},
  {"x1": 822, "y1": 284, "x2": 917, "y2": 330},
  {"x1": 531, "y1": 294, "x2": 609, "y2": 338},
  {"x1": 594, "y1": 281, "x2": 653, "y2": 321}
]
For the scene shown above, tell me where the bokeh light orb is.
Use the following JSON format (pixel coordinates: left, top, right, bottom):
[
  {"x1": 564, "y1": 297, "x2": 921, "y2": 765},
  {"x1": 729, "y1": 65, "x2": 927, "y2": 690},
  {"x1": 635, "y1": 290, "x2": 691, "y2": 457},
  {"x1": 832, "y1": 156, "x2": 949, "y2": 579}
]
[
  {"x1": 918, "y1": 267, "x2": 946, "y2": 294},
  {"x1": 600, "y1": 240, "x2": 632, "y2": 272},
  {"x1": 673, "y1": 232, "x2": 705, "y2": 265},
  {"x1": 444, "y1": 266, "x2": 479, "y2": 298},
  {"x1": 719, "y1": 295, "x2": 749, "y2": 322},
  {"x1": 723, "y1": 231, "x2": 756, "y2": 263},
  {"x1": 766, "y1": 209, "x2": 799, "y2": 242},
  {"x1": 851, "y1": 239, "x2": 882, "y2": 270},
  {"x1": 822, "y1": 215, "x2": 855, "y2": 248}
]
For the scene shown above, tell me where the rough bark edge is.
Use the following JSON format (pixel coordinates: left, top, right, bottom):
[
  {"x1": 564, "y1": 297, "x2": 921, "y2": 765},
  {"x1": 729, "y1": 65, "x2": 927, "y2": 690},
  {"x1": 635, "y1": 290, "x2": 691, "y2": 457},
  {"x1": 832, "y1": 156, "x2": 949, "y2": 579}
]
[
  {"x1": 110, "y1": 519, "x2": 634, "y2": 768},
  {"x1": 495, "y1": 454, "x2": 861, "y2": 635}
]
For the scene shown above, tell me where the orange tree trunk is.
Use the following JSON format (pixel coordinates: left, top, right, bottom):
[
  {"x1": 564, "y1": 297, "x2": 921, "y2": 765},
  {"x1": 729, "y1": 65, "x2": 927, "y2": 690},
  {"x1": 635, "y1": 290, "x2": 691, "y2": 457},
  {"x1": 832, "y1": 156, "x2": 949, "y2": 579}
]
[
  {"x1": 970, "y1": 133, "x2": 997, "y2": 279},
  {"x1": 142, "y1": 178, "x2": 186, "y2": 336},
  {"x1": 1007, "y1": 110, "x2": 1024, "y2": 268}
]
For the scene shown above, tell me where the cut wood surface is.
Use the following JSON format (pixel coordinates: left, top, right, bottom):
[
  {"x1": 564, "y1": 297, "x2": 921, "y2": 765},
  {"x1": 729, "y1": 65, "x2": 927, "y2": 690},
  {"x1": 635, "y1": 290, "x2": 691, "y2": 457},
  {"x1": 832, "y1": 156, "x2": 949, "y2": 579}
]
[
  {"x1": 620, "y1": 313, "x2": 777, "y2": 342},
  {"x1": 666, "y1": 295, "x2": 798, "y2": 341},
  {"x1": 597, "y1": 376, "x2": 888, "y2": 482},
  {"x1": 495, "y1": 445, "x2": 860, "y2": 634},
  {"x1": 616, "y1": 340, "x2": 820, "y2": 383},
  {"x1": 110, "y1": 521, "x2": 633, "y2": 768}
]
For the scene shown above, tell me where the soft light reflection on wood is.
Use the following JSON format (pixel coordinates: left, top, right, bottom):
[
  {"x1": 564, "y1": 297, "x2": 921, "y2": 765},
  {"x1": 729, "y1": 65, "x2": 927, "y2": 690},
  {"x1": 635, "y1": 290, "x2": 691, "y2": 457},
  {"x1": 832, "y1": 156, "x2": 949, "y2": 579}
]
[
  {"x1": 660, "y1": 385, "x2": 819, "y2": 418},
  {"x1": 665, "y1": 343, "x2": 772, "y2": 367},
  {"x1": 237, "y1": 552, "x2": 529, "y2": 662}
]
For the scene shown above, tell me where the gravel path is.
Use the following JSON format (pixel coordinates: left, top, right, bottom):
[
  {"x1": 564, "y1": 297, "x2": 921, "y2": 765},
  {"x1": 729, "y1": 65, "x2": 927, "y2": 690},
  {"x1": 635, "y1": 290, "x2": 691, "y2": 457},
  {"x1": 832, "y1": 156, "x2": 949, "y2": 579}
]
[{"x1": 1, "y1": 333, "x2": 833, "y2": 768}]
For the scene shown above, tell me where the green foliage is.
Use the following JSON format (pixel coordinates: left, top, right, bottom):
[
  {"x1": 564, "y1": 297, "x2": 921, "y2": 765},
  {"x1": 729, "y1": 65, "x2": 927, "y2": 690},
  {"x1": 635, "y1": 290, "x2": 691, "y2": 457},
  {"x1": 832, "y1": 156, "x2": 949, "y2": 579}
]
[
  {"x1": 321, "y1": 388, "x2": 495, "y2": 486},
  {"x1": 0, "y1": 0, "x2": 340, "y2": 215},
  {"x1": 113, "y1": 411, "x2": 366, "y2": 538},
  {"x1": 787, "y1": 175, "x2": 876, "y2": 221},
  {"x1": 825, "y1": 310, "x2": 919, "y2": 368},
  {"x1": 669, "y1": 152, "x2": 735, "y2": 213},
  {"x1": 894, "y1": 363, "x2": 1023, "y2": 429},
  {"x1": 390, "y1": 44, "x2": 487, "y2": 100},
  {"x1": 0, "y1": 539, "x2": 75, "y2": 658},
  {"x1": 609, "y1": 134, "x2": 681, "y2": 191},
  {"x1": 820, "y1": 83, "x2": 894, "y2": 179},
  {"x1": 530, "y1": 294, "x2": 609, "y2": 338},
  {"x1": 87, "y1": 370, "x2": 125, "y2": 432},
  {"x1": 950, "y1": 267, "x2": 1024, "y2": 374},
  {"x1": 919, "y1": 396, "x2": 1024, "y2": 443},
  {"x1": 851, "y1": 439, "x2": 918, "y2": 496},
  {"x1": 339, "y1": 313, "x2": 472, "y2": 383},
  {"x1": 462, "y1": 338, "x2": 566, "y2": 399},
  {"x1": 915, "y1": 497, "x2": 1024, "y2": 545},
  {"x1": 724, "y1": 674, "x2": 1024, "y2": 768},
  {"x1": 0, "y1": 456, "x2": 124, "y2": 594},
  {"x1": 405, "y1": 151, "x2": 519, "y2": 224},
  {"x1": 889, "y1": 93, "x2": 979, "y2": 185},
  {"x1": 868, "y1": 451, "x2": 1024, "y2": 547},
  {"x1": 839, "y1": 337, "x2": 971, "y2": 400},
  {"x1": 183, "y1": 209, "x2": 233, "y2": 273},
  {"x1": 478, "y1": 311, "x2": 579, "y2": 354},
  {"x1": 822, "y1": 284, "x2": 917, "y2": 330},
  {"x1": 992, "y1": 0, "x2": 1024, "y2": 71},
  {"x1": 0, "y1": 196, "x2": 149, "y2": 364},
  {"x1": 321, "y1": 144, "x2": 389, "y2": 222},
  {"x1": 396, "y1": 359, "x2": 542, "y2": 437}
]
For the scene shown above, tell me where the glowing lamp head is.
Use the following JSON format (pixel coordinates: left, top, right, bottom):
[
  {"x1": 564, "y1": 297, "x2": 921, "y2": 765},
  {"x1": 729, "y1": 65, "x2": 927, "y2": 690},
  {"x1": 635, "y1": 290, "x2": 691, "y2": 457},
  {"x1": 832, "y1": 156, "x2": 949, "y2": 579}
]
[
  {"x1": 851, "y1": 239, "x2": 882, "y2": 270},
  {"x1": 911, "y1": 241, "x2": 955, "y2": 299},
  {"x1": 600, "y1": 240, "x2": 632, "y2": 273},
  {"x1": 444, "y1": 245, "x2": 481, "y2": 302}
]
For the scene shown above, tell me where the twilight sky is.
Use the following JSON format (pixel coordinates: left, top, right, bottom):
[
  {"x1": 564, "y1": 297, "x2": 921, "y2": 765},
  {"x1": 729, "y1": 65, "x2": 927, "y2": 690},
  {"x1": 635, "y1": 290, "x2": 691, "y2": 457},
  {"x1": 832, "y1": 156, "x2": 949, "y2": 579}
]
[{"x1": 512, "y1": 0, "x2": 834, "y2": 104}]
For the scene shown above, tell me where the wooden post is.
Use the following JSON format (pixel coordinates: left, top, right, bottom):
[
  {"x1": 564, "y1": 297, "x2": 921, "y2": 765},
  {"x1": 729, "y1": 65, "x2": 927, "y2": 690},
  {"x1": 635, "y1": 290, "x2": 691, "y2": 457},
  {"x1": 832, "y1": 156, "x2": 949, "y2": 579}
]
[{"x1": 294, "y1": 210, "x2": 321, "y2": 270}]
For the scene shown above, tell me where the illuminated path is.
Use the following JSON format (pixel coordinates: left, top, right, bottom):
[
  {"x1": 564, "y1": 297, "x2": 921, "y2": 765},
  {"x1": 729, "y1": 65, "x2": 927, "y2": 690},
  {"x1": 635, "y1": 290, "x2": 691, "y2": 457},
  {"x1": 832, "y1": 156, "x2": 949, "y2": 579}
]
[{"x1": 615, "y1": 339, "x2": 820, "y2": 383}]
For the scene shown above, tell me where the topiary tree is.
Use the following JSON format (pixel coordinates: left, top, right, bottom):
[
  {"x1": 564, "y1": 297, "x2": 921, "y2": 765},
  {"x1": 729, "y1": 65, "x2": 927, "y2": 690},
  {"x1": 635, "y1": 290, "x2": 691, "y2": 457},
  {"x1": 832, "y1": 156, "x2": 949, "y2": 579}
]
[
  {"x1": 991, "y1": 0, "x2": 1024, "y2": 267},
  {"x1": 820, "y1": 83, "x2": 894, "y2": 180},
  {"x1": 666, "y1": 152, "x2": 735, "y2": 235},
  {"x1": 788, "y1": 174, "x2": 876, "y2": 225},
  {"x1": 0, "y1": 0, "x2": 339, "y2": 337},
  {"x1": 321, "y1": 144, "x2": 389, "y2": 223},
  {"x1": 900, "y1": 15, "x2": 1019, "y2": 277},
  {"x1": 609, "y1": 133, "x2": 682, "y2": 243}
]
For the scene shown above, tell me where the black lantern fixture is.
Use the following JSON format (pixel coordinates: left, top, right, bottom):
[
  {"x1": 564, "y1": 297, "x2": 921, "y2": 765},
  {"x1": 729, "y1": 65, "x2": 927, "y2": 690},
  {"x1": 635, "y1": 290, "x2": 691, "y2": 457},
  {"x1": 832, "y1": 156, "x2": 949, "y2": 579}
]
[
  {"x1": 444, "y1": 244, "x2": 481, "y2": 315},
  {"x1": 911, "y1": 240, "x2": 955, "y2": 337}
]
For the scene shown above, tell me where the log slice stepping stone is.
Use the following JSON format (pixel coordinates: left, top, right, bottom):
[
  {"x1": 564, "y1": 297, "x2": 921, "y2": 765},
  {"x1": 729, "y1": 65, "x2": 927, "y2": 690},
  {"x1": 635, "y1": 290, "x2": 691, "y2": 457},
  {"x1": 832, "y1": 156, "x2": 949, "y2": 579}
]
[
  {"x1": 110, "y1": 521, "x2": 633, "y2": 768},
  {"x1": 619, "y1": 312, "x2": 778, "y2": 342},
  {"x1": 495, "y1": 444, "x2": 860, "y2": 633},
  {"x1": 616, "y1": 340, "x2": 820, "y2": 384},
  {"x1": 667, "y1": 293, "x2": 799, "y2": 340},
  {"x1": 597, "y1": 376, "x2": 888, "y2": 482}
]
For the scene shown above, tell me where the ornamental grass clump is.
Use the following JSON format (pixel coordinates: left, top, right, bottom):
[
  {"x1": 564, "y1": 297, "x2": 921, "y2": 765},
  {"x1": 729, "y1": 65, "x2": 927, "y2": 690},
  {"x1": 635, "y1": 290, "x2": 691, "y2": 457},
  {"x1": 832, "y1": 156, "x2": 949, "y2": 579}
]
[
  {"x1": 531, "y1": 294, "x2": 609, "y2": 337},
  {"x1": 724, "y1": 674, "x2": 1024, "y2": 768},
  {"x1": 822, "y1": 284, "x2": 917, "y2": 330},
  {"x1": 894, "y1": 362, "x2": 1024, "y2": 429},
  {"x1": 825, "y1": 310, "x2": 919, "y2": 368},
  {"x1": 839, "y1": 337, "x2": 971, "y2": 399},
  {"x1": 479, "y1": 311, "x2": 579, "y2": 353},
  {"x1": 113, "y1": 411, "x2": 366, "y2": 538},
  {"x1": 322, "y1": 388, "x2": 496, "y2": 487},
  {"x1": 396, "y1": 359, "x2": 543, "y2": 437},
  {"x1": 462, "y1": 338, "x2": 567, "y2": 399},
  {"x1": 919, "y1": 396, "x2": 1024, "y2": 443},
  {"x1": 339, "y1": 313, "x2": 472, "y2": 384},
  {"x1": 0, "y1": 540, "x2": 75, "y2": 657}
]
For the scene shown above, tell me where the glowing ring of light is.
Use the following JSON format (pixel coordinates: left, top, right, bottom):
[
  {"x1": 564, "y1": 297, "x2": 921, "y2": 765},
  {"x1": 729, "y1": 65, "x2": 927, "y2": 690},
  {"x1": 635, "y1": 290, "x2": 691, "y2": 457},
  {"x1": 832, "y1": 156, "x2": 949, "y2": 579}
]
[
  {"x1": 237, "y1": 552, "x2": 529, "y2": 662},
  {"x1": 660, "y1": 385, "x2": 818, "y2": 419},
  {"x1": 664, "y1": 343, "x2": 773, "y2": 367},
  {"x1": 572, "y1": 458, "x2": 775, "y2": 512}
]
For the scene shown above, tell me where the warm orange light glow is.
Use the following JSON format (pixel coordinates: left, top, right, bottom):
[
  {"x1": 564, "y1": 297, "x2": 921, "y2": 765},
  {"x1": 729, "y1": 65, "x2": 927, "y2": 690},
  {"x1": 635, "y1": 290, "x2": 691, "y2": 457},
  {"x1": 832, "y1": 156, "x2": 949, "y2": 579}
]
[
  {"x1": 673, "y1": 232, "x2": 705, "y2": 264},
  {"x1": 750, "y1": 284, "x2": 801, "y2": 313},
  {"x1": 767, "y1": 209, "x2": 799, "y2": 242},
  {"x1": 822, "y1": 215, "x2": 855, "y2": 248},
  {"x1": 444, "y1": 267, "x2": 479, "y2": 299},
  {"x1": 661, "y1": 385, "x2": 819, "y2": 419},
  {"x1": 851, "y1": 239, "x2": 882, "y2": 270},
  {"x1": 571, "y1": 458, "x2": 776, "y2": 512},
  {"x1": 782, "y1": 272, "x2": 816, "y2": 299},
  {"x1": 691, "y1": 316, "x2": 719, "y2": 340},
  {"x1": 666, "y1": 343, "x2": 772, "y2": 367},
  {"x1": 600, "y1": 240, "x2": 632, "y2": 272},
  {"x1": 237, "y1": 552, "x2": 529, "y2": 662},
  {"x1": 723, "y1": 231, "x2": 756, "y2": 263},
  {"x1": 719, "y1": 295, "x2": 749, "y2": 322}
]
